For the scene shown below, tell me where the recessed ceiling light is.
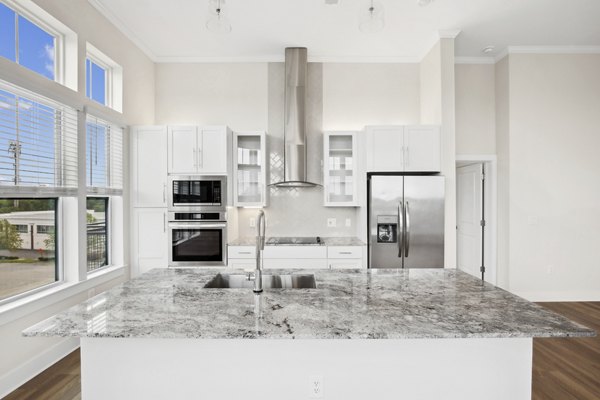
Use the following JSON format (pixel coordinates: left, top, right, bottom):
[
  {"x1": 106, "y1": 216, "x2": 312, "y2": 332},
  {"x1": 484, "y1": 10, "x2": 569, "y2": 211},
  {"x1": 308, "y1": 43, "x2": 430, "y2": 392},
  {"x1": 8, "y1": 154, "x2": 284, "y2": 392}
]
[
  {"x1": 482, "y1": 46, "x2": 495, "y2": 54},
  {"x1": 418, "y1": 0, "x2": 433, "y2": 6}
]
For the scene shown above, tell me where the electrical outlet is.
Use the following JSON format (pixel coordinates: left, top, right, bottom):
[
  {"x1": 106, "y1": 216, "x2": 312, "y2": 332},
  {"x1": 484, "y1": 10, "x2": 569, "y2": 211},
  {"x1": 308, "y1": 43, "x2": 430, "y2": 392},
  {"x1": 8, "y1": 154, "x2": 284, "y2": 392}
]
[
  {"x1": 345, "y1": 218, "x2": 352, "y2": 227},
  {"x1": 249, "y1": 218, "x2": 256, "y2": 228},
  {"x1": 546, "y1": 265, "x2": 553, "y2": 274},
  {"x1": 309, "y1": 375, "x2": 324, "y2": 398},
  {"x1": 327, "y1": 218, "x2": 336, "y2": 228}
]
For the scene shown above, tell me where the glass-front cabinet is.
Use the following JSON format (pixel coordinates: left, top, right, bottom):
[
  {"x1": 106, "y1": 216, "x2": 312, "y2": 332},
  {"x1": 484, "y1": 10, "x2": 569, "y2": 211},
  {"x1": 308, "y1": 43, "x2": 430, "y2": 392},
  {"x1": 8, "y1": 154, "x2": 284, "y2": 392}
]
[
  {"x1": 233, "y1": 131, "x2": 267, "y2": 207},
  {"x1": 324, "y1": 131, "x2": 359, "y2": 207}
]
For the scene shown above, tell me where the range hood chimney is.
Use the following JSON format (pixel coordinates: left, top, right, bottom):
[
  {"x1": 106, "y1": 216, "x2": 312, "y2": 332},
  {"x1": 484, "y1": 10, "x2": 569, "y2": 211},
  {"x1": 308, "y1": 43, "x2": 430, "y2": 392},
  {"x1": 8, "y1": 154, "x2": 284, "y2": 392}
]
[{"x1": 271, "y1": 47, "x2": 320, "y2": 188}]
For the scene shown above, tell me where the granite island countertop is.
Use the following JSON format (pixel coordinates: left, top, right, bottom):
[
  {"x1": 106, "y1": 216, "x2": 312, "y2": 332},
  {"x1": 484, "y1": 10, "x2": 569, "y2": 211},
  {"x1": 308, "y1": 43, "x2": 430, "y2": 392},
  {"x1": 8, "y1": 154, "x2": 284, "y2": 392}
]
[
  {"x1": 229, "y1": 236, "x2": 365, "y2": 246},
  {"x1": 23, "y1": 268, "x2": 594, "y2": 340}
]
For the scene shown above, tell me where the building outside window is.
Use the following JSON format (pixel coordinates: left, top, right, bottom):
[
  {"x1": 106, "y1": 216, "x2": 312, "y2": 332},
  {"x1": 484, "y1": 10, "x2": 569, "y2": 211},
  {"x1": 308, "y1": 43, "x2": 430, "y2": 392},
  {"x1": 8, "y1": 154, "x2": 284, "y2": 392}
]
[{"x1": 0, "y1": 198, "x2": 57, "y2": 302}]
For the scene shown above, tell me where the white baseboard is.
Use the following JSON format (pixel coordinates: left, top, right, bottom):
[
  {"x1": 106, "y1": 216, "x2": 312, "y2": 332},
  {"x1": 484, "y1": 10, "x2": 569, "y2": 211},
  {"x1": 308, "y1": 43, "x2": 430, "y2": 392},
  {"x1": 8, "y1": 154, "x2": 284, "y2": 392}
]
[
  {"x1": 0, "y1": 337, "x2": 79, "y2": 398},
  {"x1": 513, "y1": 291, "x2": 600, "y2": 302}
]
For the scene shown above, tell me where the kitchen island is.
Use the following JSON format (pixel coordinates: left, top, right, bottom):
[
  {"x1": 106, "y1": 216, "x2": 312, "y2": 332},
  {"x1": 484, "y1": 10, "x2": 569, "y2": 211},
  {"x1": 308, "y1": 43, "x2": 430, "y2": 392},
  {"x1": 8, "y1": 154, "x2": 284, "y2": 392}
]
[{"x1": 24, "y1": 268, "x2": 594, "y2": 400}]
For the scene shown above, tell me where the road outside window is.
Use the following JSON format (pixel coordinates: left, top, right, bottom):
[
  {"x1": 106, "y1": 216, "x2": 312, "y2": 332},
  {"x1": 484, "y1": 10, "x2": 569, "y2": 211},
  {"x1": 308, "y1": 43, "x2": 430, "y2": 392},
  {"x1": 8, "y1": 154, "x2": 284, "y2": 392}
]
[{"x1": 0, "y1": 198, "x2": 57, "y2": 302}]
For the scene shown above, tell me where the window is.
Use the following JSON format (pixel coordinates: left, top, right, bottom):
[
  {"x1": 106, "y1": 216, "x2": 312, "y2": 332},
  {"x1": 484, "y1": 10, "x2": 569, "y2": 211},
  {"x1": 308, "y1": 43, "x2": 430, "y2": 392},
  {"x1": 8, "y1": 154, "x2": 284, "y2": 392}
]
[
  {"x1": 0, "y1": 198, "x2": 57, "y2": 302},
  {"x1": 87, "y1": 197, "x2": 108, "y2": 272},
  {"x1": 86, "y1": 43, "x2": 123, "y2": 112},
  {"x1": 0, "y1": 2, "x2": 56, "y2": 80},
  {"x1": 14, "y1": 224, "x2": 27, "y2": 233},
  {"x1": 36, "y1": 224, "x2": 54, "y2": 234},
  {"x1": 86, "y1": 58, "x2": 106, "y2": 106},
  {"x1": 0, "y1": 0, "x2": 78, "y2": 90},
  {"x1": 86, "y1": 116, "x2": 123, "y2": 193},
  {"x1": 0, "y1": 80, "x2": 78, "y2": 193}
]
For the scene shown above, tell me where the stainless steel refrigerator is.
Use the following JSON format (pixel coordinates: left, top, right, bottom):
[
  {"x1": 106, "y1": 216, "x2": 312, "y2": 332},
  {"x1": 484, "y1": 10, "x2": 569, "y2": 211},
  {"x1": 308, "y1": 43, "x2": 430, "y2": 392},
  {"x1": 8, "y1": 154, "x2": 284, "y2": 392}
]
[{"x1": 368, "y1": 174, "x2": 445, "y2": 269}]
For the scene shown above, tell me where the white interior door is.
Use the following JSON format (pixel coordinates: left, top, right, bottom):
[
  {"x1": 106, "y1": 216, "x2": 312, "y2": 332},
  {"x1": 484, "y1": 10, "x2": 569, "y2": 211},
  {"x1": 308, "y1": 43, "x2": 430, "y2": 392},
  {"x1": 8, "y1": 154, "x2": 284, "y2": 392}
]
[{"x1": 456, "y1": 164, "x2": 483, "y2": 279}]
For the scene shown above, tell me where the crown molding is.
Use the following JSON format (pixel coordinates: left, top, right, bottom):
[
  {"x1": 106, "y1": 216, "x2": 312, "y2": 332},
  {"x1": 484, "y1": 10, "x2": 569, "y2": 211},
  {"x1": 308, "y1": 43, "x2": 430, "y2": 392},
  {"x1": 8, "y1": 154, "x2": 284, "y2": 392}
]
[
  {"x1": 506, "y1": 45, "x2": 600, "y2": 55},
  {"x1": 455, "y1": 57, "x2": 495, "y2": 65},
  {"x1": 153, "y1": 55, "x2": 422, "y2": 64},
  {"x1": 87, "y1": 0, "x2": 158, "y2": 62}
]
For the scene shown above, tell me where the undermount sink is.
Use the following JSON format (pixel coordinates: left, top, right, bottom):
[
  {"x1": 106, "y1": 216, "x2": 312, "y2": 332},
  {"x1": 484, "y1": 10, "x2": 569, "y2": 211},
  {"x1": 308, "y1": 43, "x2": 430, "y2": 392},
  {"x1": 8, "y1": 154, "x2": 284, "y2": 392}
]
[{"x1": 204, "y1": 274, "x2": 317, "y2": 289}]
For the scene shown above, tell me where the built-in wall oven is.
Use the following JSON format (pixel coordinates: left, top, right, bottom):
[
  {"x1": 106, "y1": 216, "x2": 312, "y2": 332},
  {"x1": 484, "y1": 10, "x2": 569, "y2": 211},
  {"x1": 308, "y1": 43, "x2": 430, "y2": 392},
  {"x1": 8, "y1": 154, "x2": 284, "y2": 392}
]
[
  {"x1": 168, "y1": 175, "x2": 226, "y2": 212},
  {"x1": 168, "y1": 211, "x2": 227, "y2": 267}
]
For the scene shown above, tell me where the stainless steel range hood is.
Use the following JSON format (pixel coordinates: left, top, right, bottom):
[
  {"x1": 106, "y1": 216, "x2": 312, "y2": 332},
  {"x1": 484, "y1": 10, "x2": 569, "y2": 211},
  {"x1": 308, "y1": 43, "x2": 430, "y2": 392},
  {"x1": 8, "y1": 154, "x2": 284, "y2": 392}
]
[{"x1": 271, "y1": 47, "x2": 320, "y2": 188}]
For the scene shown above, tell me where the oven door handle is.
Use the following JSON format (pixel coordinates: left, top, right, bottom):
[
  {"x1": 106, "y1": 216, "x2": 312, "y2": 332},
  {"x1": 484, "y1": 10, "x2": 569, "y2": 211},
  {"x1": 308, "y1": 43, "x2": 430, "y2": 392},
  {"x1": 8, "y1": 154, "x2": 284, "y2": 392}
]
[{"x1": 168, "y1": 223, "x2": 227, "y2": 229}]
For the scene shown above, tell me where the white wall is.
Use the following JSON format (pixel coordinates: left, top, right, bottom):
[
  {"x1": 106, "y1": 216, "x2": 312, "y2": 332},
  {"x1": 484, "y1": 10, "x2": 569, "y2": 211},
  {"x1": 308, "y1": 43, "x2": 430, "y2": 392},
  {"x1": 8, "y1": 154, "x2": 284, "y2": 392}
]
[
  {"x1": 1, "y1": 0, "x2": 155, "y2": 396},
  {"x1": 505, "y1": 54, "x2": 600, "y2": 301},
  {"x1": 420, "y1": 39, "x2": 457, "y2": 269},
  {"x1": 455, "y1": 64, "x2": 496, "y2": 155},
  {"x1": 155, "y1": 63, "x2": 268, "y2": 131},
  {"x1": 322, "y1": 63, "x2": 421, "y2": 130},
  {"x1": 495, "y1": 57, "x2": 510, "y2": 290}
]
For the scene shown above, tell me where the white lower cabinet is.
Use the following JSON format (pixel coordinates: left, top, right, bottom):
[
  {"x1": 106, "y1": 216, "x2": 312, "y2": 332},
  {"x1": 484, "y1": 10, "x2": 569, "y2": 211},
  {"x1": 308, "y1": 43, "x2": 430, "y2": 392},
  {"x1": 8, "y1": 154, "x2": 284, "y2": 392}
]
[
  {"x1": 327, "y1": 246, "x2": 364, "y2": 269},
  {"x1": 228, "y1": 246, "x2": 256, "y2": 269},
  {"x1": 227, "y1": 245, "x2": 365, "y2": 269},
  {"x1": 133, "y1": 208, "x2": 168, "y2": 276}
]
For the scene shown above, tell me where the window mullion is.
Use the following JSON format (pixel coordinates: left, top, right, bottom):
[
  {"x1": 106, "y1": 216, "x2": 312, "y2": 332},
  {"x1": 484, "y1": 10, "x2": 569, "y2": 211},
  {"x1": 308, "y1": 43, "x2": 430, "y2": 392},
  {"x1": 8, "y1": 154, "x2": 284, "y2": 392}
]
[{"x1": 14, "y1": 11, "x2": 18, "y2": 65}]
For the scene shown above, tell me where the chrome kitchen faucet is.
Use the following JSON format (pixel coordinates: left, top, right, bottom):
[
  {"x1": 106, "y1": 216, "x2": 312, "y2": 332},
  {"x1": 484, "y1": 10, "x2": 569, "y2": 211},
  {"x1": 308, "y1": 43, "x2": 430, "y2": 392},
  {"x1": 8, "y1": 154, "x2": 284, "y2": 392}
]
[{"x1": 254, "y1": 210, "x2": 266, "y2": 293}]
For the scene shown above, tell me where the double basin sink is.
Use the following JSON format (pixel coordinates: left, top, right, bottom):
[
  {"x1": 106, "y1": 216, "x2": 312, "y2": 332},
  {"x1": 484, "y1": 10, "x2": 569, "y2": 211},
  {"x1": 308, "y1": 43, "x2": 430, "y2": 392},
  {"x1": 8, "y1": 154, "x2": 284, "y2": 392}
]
[{"x1": 204, "y1": 273, "x2": 317, "y2": 289}]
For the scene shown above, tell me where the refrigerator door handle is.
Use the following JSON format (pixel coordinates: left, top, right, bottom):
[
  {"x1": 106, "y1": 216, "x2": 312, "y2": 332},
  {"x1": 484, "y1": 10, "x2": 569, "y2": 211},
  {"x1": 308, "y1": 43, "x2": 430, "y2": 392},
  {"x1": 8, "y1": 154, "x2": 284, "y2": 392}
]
[
  {"x1": 405, "y1": 201, "x2": 410, "y2": 257},
  {"x1": 398, "y1": 201, "x2": 404, "y2": 258}
]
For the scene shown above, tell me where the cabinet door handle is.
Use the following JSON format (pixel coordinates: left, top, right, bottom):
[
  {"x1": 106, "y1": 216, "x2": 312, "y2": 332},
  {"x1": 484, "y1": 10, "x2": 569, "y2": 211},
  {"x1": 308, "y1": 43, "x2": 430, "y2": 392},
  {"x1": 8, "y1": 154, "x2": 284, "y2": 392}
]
[
  {"x1": 338, "y1": 251, "x2": 353, "y2": 255},
  {"x1": 163, "y1": 213, "x2": 167, "y2": 233},
  {"x1": 239, "y1": 251, "x2": 252, "y2": 254},
  {"x1": 163, "y1": 184, "x2": 167, "y2": 204}
]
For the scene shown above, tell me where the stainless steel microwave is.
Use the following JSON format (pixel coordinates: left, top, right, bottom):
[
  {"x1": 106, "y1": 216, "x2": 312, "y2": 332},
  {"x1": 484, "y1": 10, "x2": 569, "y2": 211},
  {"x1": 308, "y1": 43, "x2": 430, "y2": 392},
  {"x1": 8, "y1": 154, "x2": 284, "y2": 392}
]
[{"x1": 168, "y1": 175, "x2": 227, "y2": 211}]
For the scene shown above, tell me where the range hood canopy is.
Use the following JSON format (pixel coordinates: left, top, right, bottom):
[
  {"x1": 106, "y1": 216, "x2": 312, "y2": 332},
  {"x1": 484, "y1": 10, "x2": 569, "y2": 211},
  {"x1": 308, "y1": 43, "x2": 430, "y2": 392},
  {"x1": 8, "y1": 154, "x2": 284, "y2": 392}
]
[{"x1": 271, "y1": 47, "x2": 320, "y2": 188}]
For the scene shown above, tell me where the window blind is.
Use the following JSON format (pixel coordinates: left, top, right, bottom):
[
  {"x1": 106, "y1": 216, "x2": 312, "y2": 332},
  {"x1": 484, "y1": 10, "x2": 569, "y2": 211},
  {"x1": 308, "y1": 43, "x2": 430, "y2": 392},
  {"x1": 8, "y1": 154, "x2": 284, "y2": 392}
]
[
  {"x1": 86, "y1": 115, "x2": 123, "y2": 195},
  {"x1": 0, "y1": 80, "x2": 78, "y2": 195}
]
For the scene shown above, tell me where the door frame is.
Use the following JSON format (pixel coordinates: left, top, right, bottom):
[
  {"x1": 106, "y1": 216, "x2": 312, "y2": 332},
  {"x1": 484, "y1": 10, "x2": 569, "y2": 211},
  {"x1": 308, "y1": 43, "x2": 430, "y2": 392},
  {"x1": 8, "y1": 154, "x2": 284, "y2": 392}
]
[{"x1": 455, "y1": 155, "x2": 497, "y2": 285}]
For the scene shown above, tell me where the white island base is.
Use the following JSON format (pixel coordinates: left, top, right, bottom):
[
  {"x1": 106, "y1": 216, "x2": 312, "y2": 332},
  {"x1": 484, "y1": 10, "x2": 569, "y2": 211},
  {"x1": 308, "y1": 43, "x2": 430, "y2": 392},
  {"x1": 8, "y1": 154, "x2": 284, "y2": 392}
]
[{"x1": 81, "y1": 337, "x2": 532, "y2": 400}]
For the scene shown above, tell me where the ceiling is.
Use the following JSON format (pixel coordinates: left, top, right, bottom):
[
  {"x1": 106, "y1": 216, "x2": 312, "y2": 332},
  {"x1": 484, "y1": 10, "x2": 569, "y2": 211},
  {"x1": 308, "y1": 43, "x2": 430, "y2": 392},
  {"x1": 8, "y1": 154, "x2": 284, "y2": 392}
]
[{"x1": 88, "y1": 0, "x2": 600, "y2": 62}]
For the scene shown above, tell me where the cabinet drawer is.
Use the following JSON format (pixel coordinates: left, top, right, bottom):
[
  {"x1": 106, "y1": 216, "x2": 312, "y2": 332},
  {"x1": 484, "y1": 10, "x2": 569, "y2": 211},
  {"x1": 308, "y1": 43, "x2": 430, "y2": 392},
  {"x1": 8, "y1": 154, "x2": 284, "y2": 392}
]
[
  {"x1": 327, "y1": 246, "x2": 363, "y2": 259},
  {"x1": 329, "y1": 259, "x2": 363, "y2": 269},
  {"x1": 263, "y1": 259, "x2": 328, "y2": 269},
  {"x1": 228, "y1": 246, "x2": 256, "y2": 259},
  {"x1": 263, "y1": 246, "x2": 327, "y2": 259},
  {"x1": 228, "y1": 259, "x2": 256, "y2": 269}
]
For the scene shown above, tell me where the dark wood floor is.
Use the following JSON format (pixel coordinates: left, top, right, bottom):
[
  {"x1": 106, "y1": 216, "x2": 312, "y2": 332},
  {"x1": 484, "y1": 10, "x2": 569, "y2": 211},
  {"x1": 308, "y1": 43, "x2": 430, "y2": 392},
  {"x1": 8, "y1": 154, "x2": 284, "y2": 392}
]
[
  {"x1": 532, "y1": 302, "x2": 600, "y2": 400},
  {"x1": 4, "y1": 349, "x2": 80, "y2": 400},
  {"x1": 4, "y1": 302, "x2": 599, "y2": 400}
]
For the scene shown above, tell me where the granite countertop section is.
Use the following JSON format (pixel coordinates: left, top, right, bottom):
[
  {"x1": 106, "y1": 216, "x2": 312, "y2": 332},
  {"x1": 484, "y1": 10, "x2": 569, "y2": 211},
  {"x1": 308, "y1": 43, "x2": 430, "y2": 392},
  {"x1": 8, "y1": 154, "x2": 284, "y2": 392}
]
[
  {"x1": 23, "y1": 269, "x2": 594, "y2": 340},
  {"x1": 322, "y1": 237, "x2": 365, "y2": 246},
  {"x1": 229, "y1": 237, "x2": 365, "y2": 246}
]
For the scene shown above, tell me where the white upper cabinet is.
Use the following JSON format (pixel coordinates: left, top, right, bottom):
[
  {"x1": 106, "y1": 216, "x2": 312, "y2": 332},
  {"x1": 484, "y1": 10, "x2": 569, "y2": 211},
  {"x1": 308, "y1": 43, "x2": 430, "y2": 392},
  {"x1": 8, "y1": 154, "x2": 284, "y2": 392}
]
[
  {"x1": 365, "y1": 125, "x2": 441, "y2": 173},
  {"x1": 168, "y1": 126, "x2": 231, "y2": 175},
  {"x1": 324, "y1": 131, "x2": 359, "y2": 207},
  {"x1": 131, "y1": 126, "x2": 168, "y2": 207},
  {"x1": 233, "y1": 131, "x2": 267, "y2": 207},
  {"x1": 200, "y1": 127, "x2": 230, "y2": 175},
  {"x1": 403, "y1": 125, "x2": 441, "y2": 172},
  {"x1": 366, "y1": 126, "x2": 404, "y2": 172},
  {"x1": 168, "y1": 126, "x2": 197, "y2": 174}
]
